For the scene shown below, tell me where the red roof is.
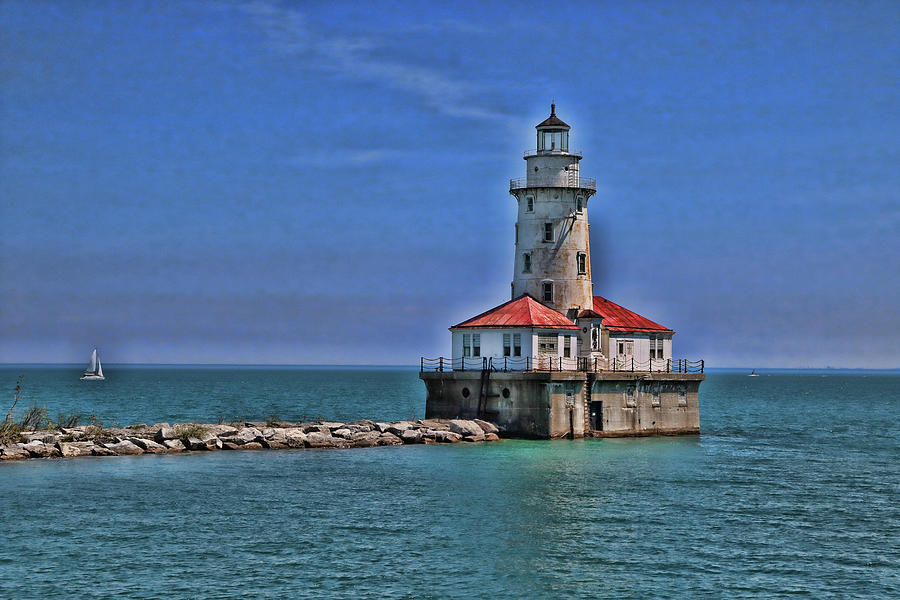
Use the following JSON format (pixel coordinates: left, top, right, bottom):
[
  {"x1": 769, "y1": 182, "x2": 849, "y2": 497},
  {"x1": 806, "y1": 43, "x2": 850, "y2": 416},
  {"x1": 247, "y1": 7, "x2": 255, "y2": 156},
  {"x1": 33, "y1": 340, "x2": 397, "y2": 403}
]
[
  {"x1": 452, "y1": 295, "x2": 578, "y2": 330},
  {"x1": 580, "y1": 296, "x2": 673, "y2": 333}
]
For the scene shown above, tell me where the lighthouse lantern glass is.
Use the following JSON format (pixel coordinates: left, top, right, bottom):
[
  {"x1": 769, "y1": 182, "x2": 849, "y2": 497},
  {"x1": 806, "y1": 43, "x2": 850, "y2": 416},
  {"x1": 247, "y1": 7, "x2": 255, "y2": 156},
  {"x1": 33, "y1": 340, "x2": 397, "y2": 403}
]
[{"x1": 538, "y1": 130, "x2": 568, "y2": 152}]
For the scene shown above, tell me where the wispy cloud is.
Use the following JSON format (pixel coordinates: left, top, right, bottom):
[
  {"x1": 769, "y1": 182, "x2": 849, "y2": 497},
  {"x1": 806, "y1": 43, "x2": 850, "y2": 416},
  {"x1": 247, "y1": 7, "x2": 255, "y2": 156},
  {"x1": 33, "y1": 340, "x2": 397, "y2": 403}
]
[{"x1": 239, "y1": 1, "x2": 510, "y2": 122}]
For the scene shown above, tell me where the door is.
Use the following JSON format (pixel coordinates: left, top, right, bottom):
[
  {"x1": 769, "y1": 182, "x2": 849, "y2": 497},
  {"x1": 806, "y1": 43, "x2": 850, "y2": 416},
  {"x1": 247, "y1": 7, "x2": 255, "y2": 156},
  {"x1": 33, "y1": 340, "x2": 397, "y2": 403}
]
[
  {"x1": 616, "y1": 340, "x2": 634, "y2": 368},
  {"x1": 537, "y1": 334, "x2": 557, "y2": 369}
]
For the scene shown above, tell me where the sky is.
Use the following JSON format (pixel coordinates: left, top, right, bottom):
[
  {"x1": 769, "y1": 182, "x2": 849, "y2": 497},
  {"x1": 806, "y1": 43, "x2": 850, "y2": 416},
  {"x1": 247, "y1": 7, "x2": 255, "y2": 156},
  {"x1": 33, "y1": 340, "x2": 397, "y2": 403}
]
[{"x1": 1, "y1": 0, "x2": 898, "y2": 368}]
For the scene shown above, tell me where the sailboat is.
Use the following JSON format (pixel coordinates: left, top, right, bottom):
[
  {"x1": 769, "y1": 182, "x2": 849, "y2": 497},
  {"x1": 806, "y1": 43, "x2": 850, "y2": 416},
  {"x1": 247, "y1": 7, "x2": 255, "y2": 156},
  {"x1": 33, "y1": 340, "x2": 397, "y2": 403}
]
[
  {"x1": 749, "y1": 369, "x2": 759, "y2": 377},
  {"x1": 80, "y1": 348, "x2": 105, "y2": 380}
]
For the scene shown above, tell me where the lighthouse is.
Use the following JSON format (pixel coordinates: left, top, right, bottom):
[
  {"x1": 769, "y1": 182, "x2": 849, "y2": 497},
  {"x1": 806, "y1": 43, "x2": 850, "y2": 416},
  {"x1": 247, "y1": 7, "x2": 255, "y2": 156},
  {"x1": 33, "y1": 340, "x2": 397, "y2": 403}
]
[
  {"x1": 419, "y1": 105, "x2": 704, "y2": 439},
  {"x1": 509, "y1": 104, "x2": 596, "y2": 319}
]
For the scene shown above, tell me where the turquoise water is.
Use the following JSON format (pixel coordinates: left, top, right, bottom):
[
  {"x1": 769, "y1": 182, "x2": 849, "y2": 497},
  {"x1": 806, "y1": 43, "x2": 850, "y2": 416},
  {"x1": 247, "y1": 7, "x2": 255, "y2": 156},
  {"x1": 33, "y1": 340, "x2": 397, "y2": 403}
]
[{"x1": 1, "y1": 367, "x2": 898, "y2": 598}]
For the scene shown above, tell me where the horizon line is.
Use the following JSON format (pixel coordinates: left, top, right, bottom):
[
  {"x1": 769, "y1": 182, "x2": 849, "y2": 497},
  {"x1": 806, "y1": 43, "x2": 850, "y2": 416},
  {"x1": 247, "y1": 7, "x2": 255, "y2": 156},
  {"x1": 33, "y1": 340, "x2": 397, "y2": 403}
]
[{"x1": 0, "y1": 362, "x2": 898, "y2": 372}]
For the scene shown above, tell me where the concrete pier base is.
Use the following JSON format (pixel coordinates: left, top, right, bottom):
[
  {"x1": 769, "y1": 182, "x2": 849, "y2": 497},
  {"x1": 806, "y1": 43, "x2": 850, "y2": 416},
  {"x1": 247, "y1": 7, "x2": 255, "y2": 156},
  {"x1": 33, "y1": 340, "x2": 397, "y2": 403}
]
[{"x1": 420, "y1": 370, "x2": 703, "y2": 439}]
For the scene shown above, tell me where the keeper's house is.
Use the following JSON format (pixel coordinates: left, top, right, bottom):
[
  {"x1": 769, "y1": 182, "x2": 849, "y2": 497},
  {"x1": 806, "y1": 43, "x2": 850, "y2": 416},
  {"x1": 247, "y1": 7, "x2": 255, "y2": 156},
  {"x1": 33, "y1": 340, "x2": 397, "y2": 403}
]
[{"x1": 420, "y1": 105, "x2": 704, "y2": 438}]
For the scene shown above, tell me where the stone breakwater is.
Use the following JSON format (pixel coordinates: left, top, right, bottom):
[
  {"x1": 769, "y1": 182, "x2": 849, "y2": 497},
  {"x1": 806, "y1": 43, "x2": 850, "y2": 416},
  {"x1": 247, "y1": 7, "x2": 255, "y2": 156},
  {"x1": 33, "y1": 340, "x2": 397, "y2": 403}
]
[{"x1": 0, "y1": 418, "x2": 501, "y2": 461}]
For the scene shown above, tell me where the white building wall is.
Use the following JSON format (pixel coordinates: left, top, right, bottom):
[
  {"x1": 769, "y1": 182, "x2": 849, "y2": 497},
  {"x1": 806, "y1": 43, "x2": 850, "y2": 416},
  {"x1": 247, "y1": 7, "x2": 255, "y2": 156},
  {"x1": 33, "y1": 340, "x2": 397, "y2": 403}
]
[
  {"x1": 450, "y1": 328, "x2": 581, "y2": 369},
  {"x1": 608, "y1": 333, "x2": 674, "y2": 369}
]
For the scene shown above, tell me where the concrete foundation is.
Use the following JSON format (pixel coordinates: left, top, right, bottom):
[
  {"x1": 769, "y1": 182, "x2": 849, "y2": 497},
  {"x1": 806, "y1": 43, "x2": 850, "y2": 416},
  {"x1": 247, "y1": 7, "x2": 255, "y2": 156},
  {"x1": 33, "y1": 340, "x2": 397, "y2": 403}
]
[{"x1": 420, "y1": 371, "x2": 703, "y2": 439}]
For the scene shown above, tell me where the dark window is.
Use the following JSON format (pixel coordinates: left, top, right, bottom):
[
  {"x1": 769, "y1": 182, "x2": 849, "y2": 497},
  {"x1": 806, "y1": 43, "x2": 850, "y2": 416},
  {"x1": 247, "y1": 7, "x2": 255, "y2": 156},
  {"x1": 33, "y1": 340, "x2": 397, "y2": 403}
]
[
  {"x1": 523, "y1": 253, "x2": 531, "y2": 273},
  {"x1": 577, "y1": 253, "x2": 586, "y2": 275},
  {"x1": 563, "y1": 335, "x2": 571, "y2": 358},
  {"x1": 526, "y1": 197, "x2": 534, "y2": 212},
  {"x1": 513, "y1": 333, "x2": 522, "y2": 356},
  {"x1": 473, "y1": 334, "x2": 481, "y2": 357},
  {"x1": 503, "y1": 334, "x2": 511, "y2": 357},
  {"x1": 542, "y1": 281, "x2": 553, "y2": 302},
  {"x1": 543, "y1": 222, "x2": 553, "y2": 242}
]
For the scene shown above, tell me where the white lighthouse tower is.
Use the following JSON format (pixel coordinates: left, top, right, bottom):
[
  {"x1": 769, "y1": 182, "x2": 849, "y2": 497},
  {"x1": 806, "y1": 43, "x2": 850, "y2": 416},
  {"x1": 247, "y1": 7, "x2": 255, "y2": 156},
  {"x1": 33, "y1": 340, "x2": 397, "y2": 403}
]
[{"x1": 509, "y1": 104, "x2": 596, "y2": 320}]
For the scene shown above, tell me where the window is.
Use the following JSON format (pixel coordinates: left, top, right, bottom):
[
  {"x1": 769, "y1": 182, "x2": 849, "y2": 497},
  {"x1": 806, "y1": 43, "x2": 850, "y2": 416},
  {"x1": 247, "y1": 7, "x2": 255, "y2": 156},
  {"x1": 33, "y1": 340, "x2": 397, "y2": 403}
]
[
  {"x1": 538, "y1": 334, "x2": 557, "y2": 355},
  {"x1": 526, "y1": 196, "x2": 534, "y2": 212},
  {"x1": 513, "y1": 333, "x2": 522, "y2": 356},
  {"x1": 576, "y1": 196, "x2": 583, "y2": 212},
  {"x1": 515, "y1": 223, "x2": 518, "y2": 244},
  {"x1": 463, "y1": 334, "x2": 471, "y2": 357},
  {"x1": 591, "y1": 326, "x2": 599, "y2": 351},
  {"x1": 523, "y1": 253, "x2": 531, "y2": 273},
  {"x1": 503, "y1": 334, "x2": 511, "y2": 357},
  {"x1": 543, "y1": 222, "x2": 553, "y2": 242},
  {"x1": 542, "y1": 281, "x2": 553, "y2": 302},
  {"x1": 617, "y1": 340, "x2": 634, "y2": 356},
  {"x1": 577, "y1": 253, "x2": 586, "y2": 275},
  {"x1": 650, "y1": 336, "x2": 664, "y2": 359},
  {"x1": 473, "y1": 334, "x2": 481, "y2": 357},
  {"x1": 563, "y1": 335, "x2": 571, "y2": 358}
]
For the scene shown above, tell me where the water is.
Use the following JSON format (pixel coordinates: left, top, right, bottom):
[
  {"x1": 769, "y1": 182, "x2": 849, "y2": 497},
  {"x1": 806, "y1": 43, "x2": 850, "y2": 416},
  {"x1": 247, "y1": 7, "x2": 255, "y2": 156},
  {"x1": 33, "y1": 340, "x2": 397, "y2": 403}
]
[{"x1": 1, "y1": 367, "x2": 898, "y2": 599}]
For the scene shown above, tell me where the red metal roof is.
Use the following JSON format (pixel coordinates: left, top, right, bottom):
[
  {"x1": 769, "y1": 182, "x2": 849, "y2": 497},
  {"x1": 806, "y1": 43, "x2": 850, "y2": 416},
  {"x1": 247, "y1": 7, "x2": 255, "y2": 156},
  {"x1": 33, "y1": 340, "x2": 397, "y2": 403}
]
[
  {"x1": 452, "y1": 294, "x2": 578, "y2": 330},
  {"x1": 580, "y1": 296, "x2": 674, "y2": 333}
]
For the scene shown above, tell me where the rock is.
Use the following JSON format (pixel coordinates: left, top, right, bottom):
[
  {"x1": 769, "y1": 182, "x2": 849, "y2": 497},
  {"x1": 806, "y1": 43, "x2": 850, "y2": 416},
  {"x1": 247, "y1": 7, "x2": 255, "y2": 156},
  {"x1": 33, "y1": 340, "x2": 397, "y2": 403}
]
[
  {"x1": 304, "y1": 432, "x2": 348, "y2": 449},
  {"x1": 301, "y1": 423, "x2": 329, "y2": 435},
  {"x1": 462, "y1": 433, "x2": 486, "y2": 442},
  {"x1": 154, "y1": 427, "x2": 178, "y2": 442},
  {"x1": 483, "y1": 432, "x2": 501, "y2": 442},
  {"x1": 150, "y1": 422, "x2": 171, "y2": 430},
  {"x1": 434, "y1": 431, "x2": 462, "y2": 443},
  {"x1": 332, "y1": 428, "x2": 352, "y2": 439},
  {"x1": 348, "y1": 420, "x2": 375, "y2": 432},
  {"x1": 56, "y1": 442, "x2": 85, "y2": 457},
  {"x1": 221, "y1": 441, "x2": 241, "y2": 450},
  {"x1": 420, "y1": 419, "x2": 450, "y2": 431},
  {"x1": 374, "y1": 422, "x2": 392, "y2": 433},
  {"x1": 284, "y1": 430, "x2": 307, "y2": 448},
  {"x1": 186, "y1": 434, "x2": 221, "y2": 451},
  {"x1": 473, "y1": 419, "x2": 499, "y2": 434},
  {"x1": 233, "y1": 428, "x2": 262, "y2": 445},
  {"x1": 261, "y1": 439, "x2": 289, "y2": 449},
  {"x1": 350, "y1": 431, "x2": 379, "y2": 448},
  {"x1": 104, "y1": 440, "x2": 143, "y2": 455},
  {"x1": 322, "y1": 422, "x2": 346, "y2": 431},
  {"x1": 208, "y1": 425, "x2": 238, "y2": 437},
  {"x1": 0, "y1": 444, "x2": 30, "y2": 460},
  {"x1": 241, "y1": 441, "x2": 264, "y2": 450},
  {"x1": 91, "y1": 445, "x2": 117, "y2": 456},
  {"x1": 400, "y1": 429, "x2": 424, "y2": 444},
  {"x1": 449, "y1": 420, "x2": 483, "y2": 437},
  {"x1": 22, "y1": 440, "x2": 55, "y2": 458},
  {"x1": 387, "y1": 421, "x2": 414, "y2": 436},
  {"x1": 129, "y1": 438, "x2": 167, "y2": 453},
  {"x1": 163, "y1": 439, "x2": 186, "y2": 452},
  {"x1": 376, "y1": 433, "x2": 403, "y2": 446}
]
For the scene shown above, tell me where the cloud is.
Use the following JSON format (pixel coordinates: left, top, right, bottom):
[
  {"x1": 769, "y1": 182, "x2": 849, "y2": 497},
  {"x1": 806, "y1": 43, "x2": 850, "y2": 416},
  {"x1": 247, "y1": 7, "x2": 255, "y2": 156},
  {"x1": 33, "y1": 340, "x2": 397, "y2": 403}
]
[{"x1": 239, "y1": 1, "x2": 511, "y2": 122}]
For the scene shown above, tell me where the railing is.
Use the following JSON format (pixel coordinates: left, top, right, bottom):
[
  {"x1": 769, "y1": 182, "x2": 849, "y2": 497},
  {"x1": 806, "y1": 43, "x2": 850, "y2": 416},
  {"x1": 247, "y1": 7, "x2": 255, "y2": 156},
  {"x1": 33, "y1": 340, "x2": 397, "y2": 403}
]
[
  {"x1": 523, "y1": 148, "x2": 583, "y2": 158},
  {"x1": 509, "y1": 177, "x2": 596, "y2": 191},
  {"x1": 420, "y1": 356, "x2": 704, "y2": 374}
]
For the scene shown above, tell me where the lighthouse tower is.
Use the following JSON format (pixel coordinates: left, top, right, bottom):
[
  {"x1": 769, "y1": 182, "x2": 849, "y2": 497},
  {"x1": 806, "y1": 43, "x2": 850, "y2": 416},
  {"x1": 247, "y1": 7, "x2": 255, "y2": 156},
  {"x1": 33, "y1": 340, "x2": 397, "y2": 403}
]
[{"x1": 509, "y1": 104, "x2": 596, "y2": 320}]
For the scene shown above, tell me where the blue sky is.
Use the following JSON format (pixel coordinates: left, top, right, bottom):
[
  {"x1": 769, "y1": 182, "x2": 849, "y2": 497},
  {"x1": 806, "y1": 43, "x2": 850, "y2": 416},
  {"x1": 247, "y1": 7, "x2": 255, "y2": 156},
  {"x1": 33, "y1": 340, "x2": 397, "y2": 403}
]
[{"x1": 1, "y1": 0, "x2": 898, "y2": 367}]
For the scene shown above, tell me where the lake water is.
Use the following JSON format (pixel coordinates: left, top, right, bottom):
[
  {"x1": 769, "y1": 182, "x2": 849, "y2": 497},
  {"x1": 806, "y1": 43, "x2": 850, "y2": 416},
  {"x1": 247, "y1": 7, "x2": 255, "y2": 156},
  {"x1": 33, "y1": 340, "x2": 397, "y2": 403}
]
[{"x1": 0, "y1": 367, "x2": 898, "y2": 598}]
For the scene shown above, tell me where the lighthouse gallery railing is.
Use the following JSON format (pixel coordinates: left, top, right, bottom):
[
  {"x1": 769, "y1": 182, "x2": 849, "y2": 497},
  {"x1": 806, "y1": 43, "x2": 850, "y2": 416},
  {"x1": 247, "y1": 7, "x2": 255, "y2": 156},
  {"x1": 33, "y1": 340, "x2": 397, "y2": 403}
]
[
  {"x1": 509, "y1": 177, "x2": 596, "y2": 191},
  {"x1": 420, "y1": 356, "x2": 704, "y2": 374}
]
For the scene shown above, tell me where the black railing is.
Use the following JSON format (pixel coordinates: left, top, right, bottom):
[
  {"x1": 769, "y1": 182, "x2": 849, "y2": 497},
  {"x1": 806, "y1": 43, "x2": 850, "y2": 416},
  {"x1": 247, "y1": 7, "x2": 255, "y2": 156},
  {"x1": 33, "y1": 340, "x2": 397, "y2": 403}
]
[{"x1": 420, "y1": 356, "x2": 704, "y2": 374}]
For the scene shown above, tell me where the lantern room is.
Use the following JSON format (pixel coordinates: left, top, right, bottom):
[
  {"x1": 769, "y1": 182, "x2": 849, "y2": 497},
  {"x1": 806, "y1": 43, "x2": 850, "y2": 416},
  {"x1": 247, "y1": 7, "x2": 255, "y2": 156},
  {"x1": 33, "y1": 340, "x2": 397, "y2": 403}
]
[{"x1": 536, "y1": 103, "x2": 570, "y2": 153}]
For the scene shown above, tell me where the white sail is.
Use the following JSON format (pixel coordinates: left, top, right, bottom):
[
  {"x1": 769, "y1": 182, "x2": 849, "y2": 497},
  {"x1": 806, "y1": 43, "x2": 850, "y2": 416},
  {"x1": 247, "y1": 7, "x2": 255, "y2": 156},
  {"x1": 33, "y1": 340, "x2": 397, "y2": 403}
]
[{"x1": 81, "y1": 348, "x2": 105, "y2": 380}]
